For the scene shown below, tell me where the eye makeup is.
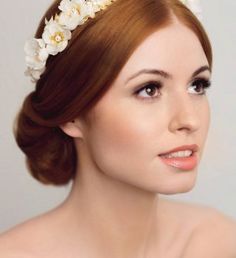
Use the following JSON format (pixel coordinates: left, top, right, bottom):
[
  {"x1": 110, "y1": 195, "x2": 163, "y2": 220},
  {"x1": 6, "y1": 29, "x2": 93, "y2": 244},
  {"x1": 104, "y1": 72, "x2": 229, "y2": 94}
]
[{"x1": 133, "y1": 77, "x2": 212, "y2": 101}]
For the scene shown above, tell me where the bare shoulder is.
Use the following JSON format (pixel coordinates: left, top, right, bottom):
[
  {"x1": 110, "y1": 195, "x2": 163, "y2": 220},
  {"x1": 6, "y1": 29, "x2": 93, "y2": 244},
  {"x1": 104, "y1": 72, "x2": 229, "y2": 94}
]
[
  {"x1": 160, "y1": 197, "x2": 236, "y2": 257},
  {"x1": 0, "y1": 209, "x2": 61, "y2": 257},
  {"x1": 182, "y1": 204, "x2": 236, "y2": 257},
  {"x1": 0, "y1": 222, "x2": 35, "y2": 257}
]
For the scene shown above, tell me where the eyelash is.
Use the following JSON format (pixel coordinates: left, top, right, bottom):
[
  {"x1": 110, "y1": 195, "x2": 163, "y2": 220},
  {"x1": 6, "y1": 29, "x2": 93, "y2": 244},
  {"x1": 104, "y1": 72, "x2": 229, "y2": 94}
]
[{"x1": 134, "y1": 77, "x2": 212, "y2": 101}]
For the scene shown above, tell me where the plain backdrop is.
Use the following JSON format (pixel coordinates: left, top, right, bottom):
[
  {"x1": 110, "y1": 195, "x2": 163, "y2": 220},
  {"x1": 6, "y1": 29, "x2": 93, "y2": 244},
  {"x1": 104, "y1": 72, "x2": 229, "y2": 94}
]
[{"x1": 0, "y1": 0, "x2": 235, "y2": 233}]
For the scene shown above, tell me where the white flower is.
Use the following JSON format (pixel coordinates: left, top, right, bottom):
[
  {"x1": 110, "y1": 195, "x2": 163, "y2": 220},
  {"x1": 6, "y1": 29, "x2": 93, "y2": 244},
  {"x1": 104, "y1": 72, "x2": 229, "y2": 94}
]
[
  {"x1": 24, "y1": 38, "x2": 48, "y2": 70},
  {"x1": 58, "y1": 0, "x2": 94, "y2": 30},
  {"x1": 93, "y1": 0, "x2": 112, "y2": 11},
  {"x1": 42, "y1": 17, "x2": 72, "y2": 55},
  {"x1": 24, "y1": 0, "x2": 117, "y2": 83},
  {"x1": 85, "y1": 1, "x2": 96, "y2": 18},
  {"x1": 187, "y1": 0, "x2": 202, "y2": 21},
  {"x1": 24, "y1": 67, "x2": 46, "y2": 83},
  {"x1": 180, "y1": 0, "x2": 202, "y2": 21}
]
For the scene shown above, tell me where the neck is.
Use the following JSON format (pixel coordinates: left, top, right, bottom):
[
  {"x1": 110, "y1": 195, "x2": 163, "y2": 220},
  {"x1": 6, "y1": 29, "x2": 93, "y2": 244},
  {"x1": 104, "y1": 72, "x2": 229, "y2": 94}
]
[{"x1": 59, "y1": 152, "x2": 164, "y2": 257}]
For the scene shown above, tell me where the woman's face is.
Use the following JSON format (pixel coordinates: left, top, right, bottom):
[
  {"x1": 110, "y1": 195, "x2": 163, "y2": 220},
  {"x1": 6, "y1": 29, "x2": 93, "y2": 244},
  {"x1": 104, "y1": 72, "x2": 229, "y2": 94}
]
[{"x1": 77, "y1": 21, "x2": 211, "y2": 194}]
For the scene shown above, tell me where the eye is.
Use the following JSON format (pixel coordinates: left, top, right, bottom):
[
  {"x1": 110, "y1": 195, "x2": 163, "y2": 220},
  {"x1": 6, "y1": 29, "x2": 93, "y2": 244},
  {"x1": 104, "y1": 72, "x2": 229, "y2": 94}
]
[
  {"x1": 134, "y1": 81, "x2": 162, "y2": 101},
  {"x1": 188, "y1": 77, "x2": 212, "y2": 95}
]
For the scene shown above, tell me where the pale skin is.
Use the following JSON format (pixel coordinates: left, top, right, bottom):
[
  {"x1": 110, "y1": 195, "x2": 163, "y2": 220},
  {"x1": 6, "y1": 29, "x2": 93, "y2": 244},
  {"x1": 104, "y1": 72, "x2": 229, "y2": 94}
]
[{"x1": 1, "y1": 16, "x2": 236, "y2": 258}]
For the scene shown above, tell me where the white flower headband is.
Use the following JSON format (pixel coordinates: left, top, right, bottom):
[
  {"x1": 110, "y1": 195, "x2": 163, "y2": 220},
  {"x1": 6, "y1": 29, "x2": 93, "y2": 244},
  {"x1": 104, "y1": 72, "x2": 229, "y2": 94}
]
[
  {"x1": 181, "y1": 0, "x2": 202, "y2": 21},
  {"x1": 24, "y1": 0, "x2": 202, "y2": 83}
]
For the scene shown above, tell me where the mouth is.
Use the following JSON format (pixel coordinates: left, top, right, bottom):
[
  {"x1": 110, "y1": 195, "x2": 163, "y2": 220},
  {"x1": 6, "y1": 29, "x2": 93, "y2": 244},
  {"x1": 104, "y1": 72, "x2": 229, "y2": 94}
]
[
  {"x1": 157, "y1": 145, "x2": 199, "y2": 170},
  {"x1": 158, "y1": 144, "x2": 199, "y2": 158},
  {"x1": 158, "y1": 154, "x2": 198, "y2": 171}
]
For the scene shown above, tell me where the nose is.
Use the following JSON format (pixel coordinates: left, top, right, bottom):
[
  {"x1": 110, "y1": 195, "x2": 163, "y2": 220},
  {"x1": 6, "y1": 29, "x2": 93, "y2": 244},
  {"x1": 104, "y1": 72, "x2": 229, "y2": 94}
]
[{"x1": 168, "y1": 93, "x2": 201, "y2": 134}]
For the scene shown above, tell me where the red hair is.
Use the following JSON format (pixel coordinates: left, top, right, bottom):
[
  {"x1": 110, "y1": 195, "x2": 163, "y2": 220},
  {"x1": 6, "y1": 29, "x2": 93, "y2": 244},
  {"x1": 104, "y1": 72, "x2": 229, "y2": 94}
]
[{"x1": 14, "y1": 0, "x2": 213, "y2": 185}]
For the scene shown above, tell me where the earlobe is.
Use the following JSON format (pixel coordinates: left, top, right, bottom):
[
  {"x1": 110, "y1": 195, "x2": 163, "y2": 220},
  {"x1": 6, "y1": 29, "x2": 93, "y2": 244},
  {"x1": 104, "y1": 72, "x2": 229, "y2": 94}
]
[{"x1": 59, "y1": 120, "x2": 84, "y2": 139}]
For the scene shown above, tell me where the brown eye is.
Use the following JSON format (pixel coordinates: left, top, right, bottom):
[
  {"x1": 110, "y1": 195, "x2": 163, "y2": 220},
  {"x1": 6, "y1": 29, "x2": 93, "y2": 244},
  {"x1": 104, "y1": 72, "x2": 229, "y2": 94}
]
[
  {"x1": 189, "y1": 78, "x2": 212, "y2": 95},
  {"x1": 135, "y1": 81, "x2": 162, "y2": 101}
]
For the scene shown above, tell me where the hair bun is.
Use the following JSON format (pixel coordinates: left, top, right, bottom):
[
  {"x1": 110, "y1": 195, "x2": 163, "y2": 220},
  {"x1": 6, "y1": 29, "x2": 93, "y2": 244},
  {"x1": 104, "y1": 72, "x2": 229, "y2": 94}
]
[{"x1": 14, "y1": 92, "x2": 77, "y2": 185}]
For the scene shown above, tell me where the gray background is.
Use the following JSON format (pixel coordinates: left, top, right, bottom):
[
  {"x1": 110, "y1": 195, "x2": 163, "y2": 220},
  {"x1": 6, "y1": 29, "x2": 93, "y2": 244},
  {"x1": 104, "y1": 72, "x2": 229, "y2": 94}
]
[{"x1": 0, "y1": 0, "x2": 235, "y2": 233}]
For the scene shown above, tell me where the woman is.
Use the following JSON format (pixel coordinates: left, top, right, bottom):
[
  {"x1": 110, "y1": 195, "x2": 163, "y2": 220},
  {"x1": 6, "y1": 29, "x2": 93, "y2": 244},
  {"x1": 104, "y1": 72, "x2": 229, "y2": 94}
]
[{"x1": 0, "y1": 0, "x2": 235, "y2": 257}]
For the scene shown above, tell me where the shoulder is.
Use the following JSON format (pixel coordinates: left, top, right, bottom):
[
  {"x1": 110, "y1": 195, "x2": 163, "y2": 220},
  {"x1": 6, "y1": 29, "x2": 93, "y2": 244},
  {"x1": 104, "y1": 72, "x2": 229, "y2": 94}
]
[
  {"x1": 0, "y1": 228, "x2": 33, "y2": 257},
  {"x1": 0, "y1": 210, "x2": 61, "y2": 257},
  {"x1": 160, "y1": 198, "x2": 236, "y2": 257},
  {"x1": 183, "y1": 205, "x2": 236, "y2": 257}
]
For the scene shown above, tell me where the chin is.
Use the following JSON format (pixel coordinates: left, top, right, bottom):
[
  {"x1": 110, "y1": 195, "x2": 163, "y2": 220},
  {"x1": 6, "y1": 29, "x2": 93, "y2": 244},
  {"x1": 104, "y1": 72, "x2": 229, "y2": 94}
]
[
  {"x1": 163, "y1": 184, "x2": 196, "y2": 195},
  {"x1": 160, "y1": 178, "x2": 197, "y2": 195},
  {"x1": 141, "y1": 174, "x2": 197, "y2": 195}
]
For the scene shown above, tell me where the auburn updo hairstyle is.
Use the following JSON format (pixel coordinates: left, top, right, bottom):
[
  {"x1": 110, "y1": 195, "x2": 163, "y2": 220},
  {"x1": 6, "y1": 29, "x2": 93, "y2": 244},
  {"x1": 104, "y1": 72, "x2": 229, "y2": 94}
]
[{"x1": 13, "y1": 0, "x2": 213, "y2": 186}]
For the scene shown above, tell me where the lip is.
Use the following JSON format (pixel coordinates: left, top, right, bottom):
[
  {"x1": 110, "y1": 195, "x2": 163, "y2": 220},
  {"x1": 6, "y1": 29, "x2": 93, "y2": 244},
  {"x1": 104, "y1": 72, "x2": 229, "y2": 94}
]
[
  {"x1": 158, "y1": 144, "x2": 199, "y2": 156},
  {"x1": 159, "y1": 152, "x2": 198, "y2": 171}
]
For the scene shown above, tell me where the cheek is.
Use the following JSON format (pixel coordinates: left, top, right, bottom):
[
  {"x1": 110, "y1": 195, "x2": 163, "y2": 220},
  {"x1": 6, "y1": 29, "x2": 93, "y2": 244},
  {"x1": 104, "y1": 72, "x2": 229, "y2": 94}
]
[
  {"x1": 195, "y1": 100, "x2": 211, "y2": 160},
  {"x1": 207, "y1": 101, "x2": 211, "y2": 127},
  {"x1": 201, "y1": 100, "x2": 211, "y2": 135},
  {"x1": 93, "y1": 110, "x2": 150, "y2": 157},
  {"x1": 86, "y1": 106, "x2": 160, "y2": 182}
]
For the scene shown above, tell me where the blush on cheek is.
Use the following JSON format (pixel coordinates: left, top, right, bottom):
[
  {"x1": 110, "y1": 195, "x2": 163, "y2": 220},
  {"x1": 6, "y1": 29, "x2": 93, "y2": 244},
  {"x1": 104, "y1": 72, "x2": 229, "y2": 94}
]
[{"x1": 88, "y1": 102, "x2": 156, "y2": 169}]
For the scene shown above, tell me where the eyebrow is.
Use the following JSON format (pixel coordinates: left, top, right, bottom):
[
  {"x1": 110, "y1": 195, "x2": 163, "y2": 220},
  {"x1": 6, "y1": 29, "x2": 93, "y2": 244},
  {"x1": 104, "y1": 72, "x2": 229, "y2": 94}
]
[{"x1": 125, "y1": 65, "x2": 211, "y2": 84}]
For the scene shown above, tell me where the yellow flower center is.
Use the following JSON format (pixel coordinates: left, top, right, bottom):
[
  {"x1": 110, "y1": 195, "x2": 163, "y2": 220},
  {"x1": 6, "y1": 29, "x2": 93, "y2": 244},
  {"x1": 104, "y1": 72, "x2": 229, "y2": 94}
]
[
  {"x1": 50, "y1": 31, "x2": 64, "y2": 44},
  {"x1": 67, "y1": 5, "x2": 81, "y2": 17}
]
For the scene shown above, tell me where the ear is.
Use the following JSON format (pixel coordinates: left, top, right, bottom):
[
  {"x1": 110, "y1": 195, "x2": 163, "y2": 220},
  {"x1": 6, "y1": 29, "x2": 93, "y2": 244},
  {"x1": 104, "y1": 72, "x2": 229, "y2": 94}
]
[{"x1": 59, "y1": 119, "x2": 84, "y2": 139}]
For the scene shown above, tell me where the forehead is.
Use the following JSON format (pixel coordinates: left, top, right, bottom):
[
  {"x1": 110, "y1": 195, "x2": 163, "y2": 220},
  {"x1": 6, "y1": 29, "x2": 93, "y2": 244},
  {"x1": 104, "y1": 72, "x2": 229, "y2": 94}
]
[{"x1": 120, "y1": 21, "x2": 208, "y2": 78}]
